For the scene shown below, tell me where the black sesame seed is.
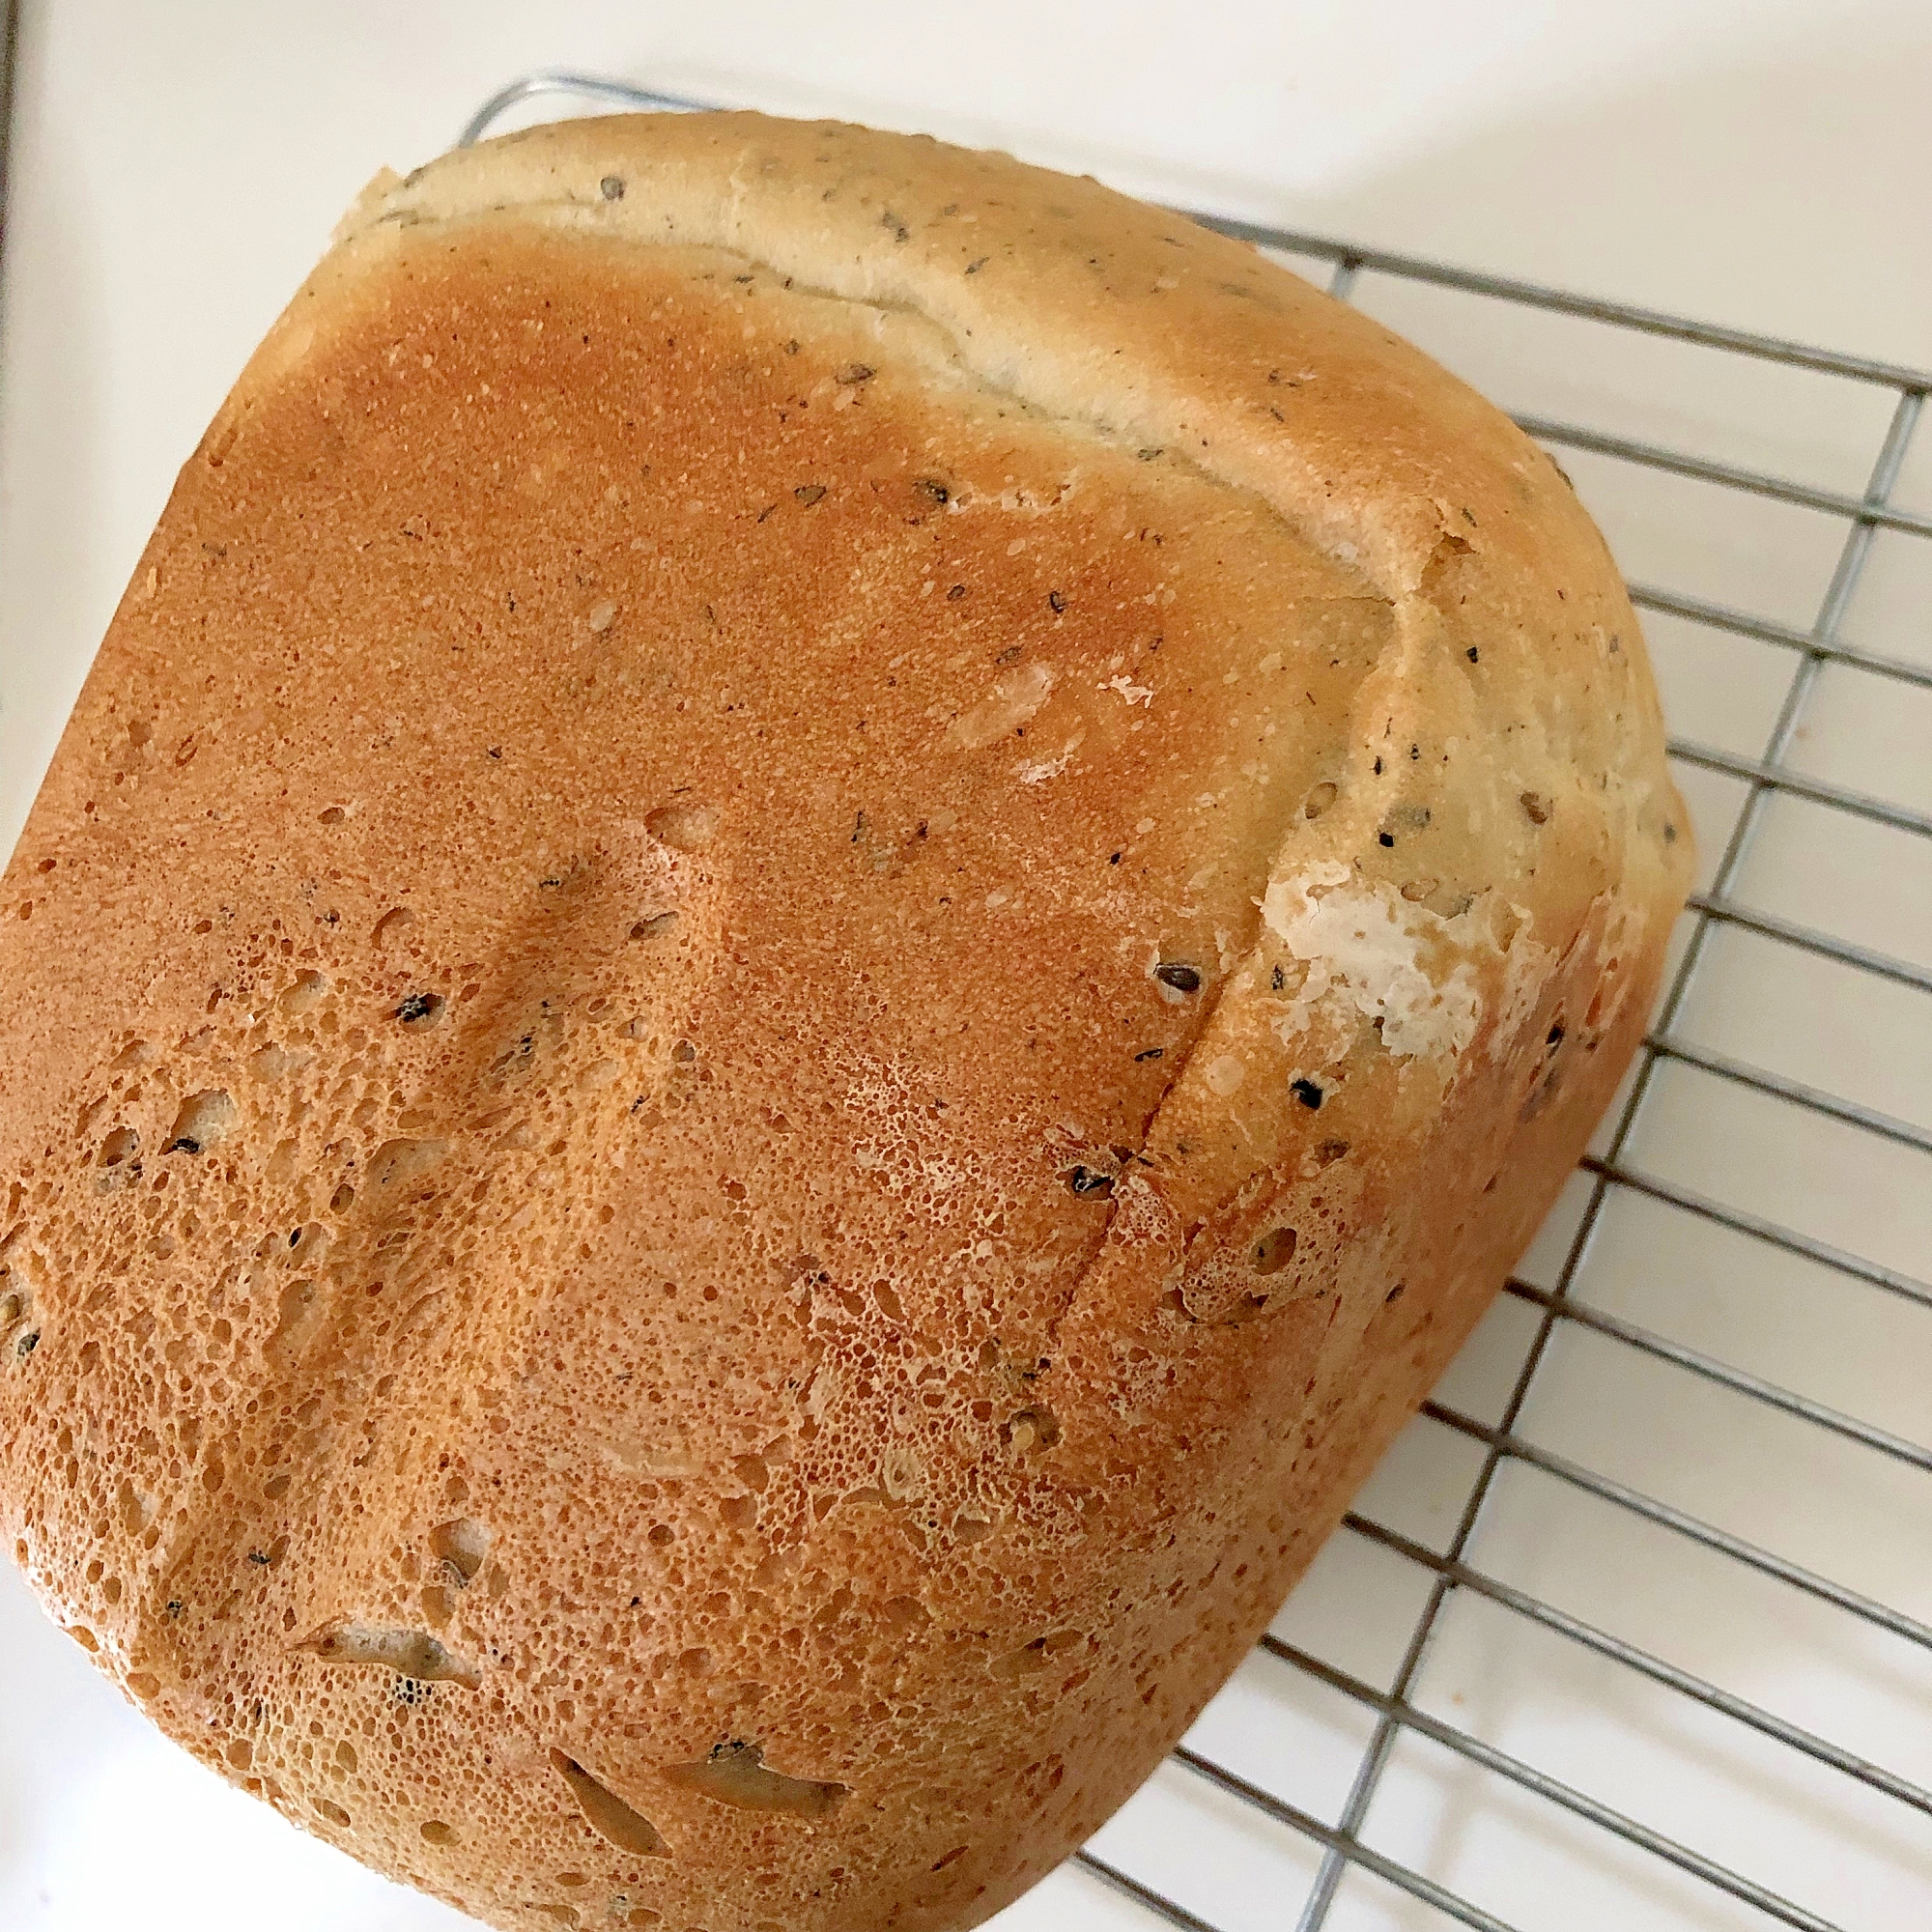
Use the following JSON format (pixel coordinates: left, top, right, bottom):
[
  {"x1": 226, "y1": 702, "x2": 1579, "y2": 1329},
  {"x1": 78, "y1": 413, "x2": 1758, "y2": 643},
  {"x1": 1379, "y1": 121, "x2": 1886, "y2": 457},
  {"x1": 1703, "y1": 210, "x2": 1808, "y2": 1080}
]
[
  {"x1": 395, "y1": 992, "x2": 440, "y2": 1025},
  {"x1": 1066, "y1": 1165, "x2": 1114, "y2": 1198},
  {"x1": 1466, "y1": 647, "x2": 1480, "y2": 663},
  {"x1": 1378, "y1": 832, "x2": 1395, "y2": 848},
  {"x1": 1153, "y1": 962, "x2": 1202, "y2": 993},
  {"x1": 1134, "y1": 1047, "x2": 1165, "y2": 1062},
  {"x1": 599, "y1": 175, "x2": 626, "y2": 201},
  {"x1": 1048, "y1": 590, "x2": 1065, "y2": 612},
  {"x1": 1290, "y1": 1078, "x2": 1324, "y2": 1110},
  {"x1": 165, "y1": 1136, "x2": 202, "y2": 1156},
  {"x1": 1547, "y1": 1024, "x2": 1566, "y2": 1049}
]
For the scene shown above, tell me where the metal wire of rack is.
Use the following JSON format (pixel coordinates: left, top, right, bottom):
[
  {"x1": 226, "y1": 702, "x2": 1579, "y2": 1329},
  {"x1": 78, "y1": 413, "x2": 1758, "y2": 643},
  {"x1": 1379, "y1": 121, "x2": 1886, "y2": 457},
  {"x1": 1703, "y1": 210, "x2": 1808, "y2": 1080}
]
[{"x1": 460, "y1": 74, "x2": 1932, "y2": 1932}]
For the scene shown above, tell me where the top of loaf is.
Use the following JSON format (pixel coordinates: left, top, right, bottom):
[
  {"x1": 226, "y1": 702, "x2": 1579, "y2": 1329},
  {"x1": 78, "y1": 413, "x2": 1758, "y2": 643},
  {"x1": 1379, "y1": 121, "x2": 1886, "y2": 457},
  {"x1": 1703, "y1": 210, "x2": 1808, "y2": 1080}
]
[{"x1": 240, "y1": 107, "x2": 1691, "y2": 1237}]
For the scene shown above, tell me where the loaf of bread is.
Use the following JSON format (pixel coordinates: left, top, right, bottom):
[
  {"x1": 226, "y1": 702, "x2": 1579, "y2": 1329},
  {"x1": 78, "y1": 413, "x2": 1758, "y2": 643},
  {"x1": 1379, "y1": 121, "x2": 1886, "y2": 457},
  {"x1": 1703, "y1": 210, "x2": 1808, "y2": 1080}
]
[{"x1": 0, "y1": 112, "x2": 1690, "y2": 1932}]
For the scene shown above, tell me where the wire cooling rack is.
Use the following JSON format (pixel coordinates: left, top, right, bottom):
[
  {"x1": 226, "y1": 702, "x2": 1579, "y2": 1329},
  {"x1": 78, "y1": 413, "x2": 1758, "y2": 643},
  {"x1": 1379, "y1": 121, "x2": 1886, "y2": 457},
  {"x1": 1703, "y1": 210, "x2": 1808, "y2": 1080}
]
[{"x1": 468, "y1": 71, "x2": 1929, "y2": 1932}]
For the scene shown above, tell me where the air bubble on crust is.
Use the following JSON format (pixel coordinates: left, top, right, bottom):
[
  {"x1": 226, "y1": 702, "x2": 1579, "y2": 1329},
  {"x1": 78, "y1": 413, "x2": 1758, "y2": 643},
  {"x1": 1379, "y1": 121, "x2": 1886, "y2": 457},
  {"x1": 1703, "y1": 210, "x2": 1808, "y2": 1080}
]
[
  {"x1": 280, "y1": 971, "x2": 328, "y2": 1015},
  {"x1": 643, "y1": 802, "x2": 718, "y2": 851},
  {"x1": 550, "y1": 1750, "x2": 669, "y2": 1857},
  {"x1": 1008, "y1": 1406, "x2": 1060, "y2": 1453},
  {"x1": 368, "y1": 1137, "x2": 447, "y2": 1194},
  {"x1": 662, "y1": 1741, "x2": 850, "y2": 1818},
  {"x1": 991, "y1": 1630, "x2": 1084, "y2": 1678},
  {"x1": 394, "y1": 992, "x2": 445, "y2": 1029},
  {"x1": 429, "y1": 1517, "x2": 489, "y2": 1584},
  {"x1": 1251, "y1": 1228, "x2": 1298, "y2": 1274},
  {"x1": 953, "y1": 1509, "x2": 996, "y2": 1544},
  {"x1": 301, "y1": 1623, "x2": 481, "y2": 1689},
  {"x1": 948, "y1": 662, "x2": 1054, "y2": 750},
  {"x1": 1151, "y1": 961, "x2": 1202, "y2": 1000},
  {"x1": 248, "y1": 1043, "x2": 303, "y2": 1083},
  {"x1": 164, "y1": 1090, "x2": 236, "y2": 1154}
]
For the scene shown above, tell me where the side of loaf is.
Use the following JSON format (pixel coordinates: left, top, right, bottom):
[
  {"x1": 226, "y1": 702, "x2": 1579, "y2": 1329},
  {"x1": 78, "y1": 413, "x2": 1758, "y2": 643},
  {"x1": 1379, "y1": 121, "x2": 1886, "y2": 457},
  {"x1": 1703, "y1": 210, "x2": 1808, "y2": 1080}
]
[{"x1": 0, "y1": 112, "x2": 1690, "y2": 1932}]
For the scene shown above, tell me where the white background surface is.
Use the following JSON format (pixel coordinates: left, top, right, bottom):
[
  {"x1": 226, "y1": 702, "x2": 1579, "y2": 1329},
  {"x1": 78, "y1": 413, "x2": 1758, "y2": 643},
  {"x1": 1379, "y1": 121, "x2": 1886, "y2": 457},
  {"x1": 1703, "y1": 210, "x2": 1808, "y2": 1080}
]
[{"x1": 2, "y1": 5, "x2": 1929, "y2": 1930}]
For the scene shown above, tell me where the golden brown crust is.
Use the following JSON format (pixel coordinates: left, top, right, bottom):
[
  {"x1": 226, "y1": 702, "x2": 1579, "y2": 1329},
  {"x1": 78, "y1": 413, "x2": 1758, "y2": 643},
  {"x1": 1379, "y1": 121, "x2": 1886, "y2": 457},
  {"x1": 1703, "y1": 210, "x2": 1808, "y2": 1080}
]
[{"x1": 0, "y1": 112, "x2": 1690, "y2": 1932}]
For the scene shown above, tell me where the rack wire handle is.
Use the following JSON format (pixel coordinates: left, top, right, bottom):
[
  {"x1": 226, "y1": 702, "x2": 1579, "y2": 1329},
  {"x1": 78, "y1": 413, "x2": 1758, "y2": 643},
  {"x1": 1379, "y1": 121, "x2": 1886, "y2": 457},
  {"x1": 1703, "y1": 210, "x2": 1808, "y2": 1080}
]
[{"x1": 457, "y1": 70, "x2": 709, "y2": 149}]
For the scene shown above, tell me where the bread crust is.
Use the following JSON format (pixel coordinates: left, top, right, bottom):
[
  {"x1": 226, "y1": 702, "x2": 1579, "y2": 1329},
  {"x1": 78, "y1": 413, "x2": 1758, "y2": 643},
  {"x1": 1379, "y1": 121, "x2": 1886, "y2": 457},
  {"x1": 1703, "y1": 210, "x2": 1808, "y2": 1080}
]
[{"x1": 0, "y1": 112, "x2": 1690, "y2": 1932}]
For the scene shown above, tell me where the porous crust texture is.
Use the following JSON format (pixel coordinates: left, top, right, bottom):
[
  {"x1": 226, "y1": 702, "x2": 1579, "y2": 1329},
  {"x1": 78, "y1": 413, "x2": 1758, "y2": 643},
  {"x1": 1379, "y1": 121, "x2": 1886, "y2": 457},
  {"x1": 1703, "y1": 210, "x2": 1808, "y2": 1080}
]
[{"x1": 0, "y1": 112, "x2": 1690, "y2": 1932}]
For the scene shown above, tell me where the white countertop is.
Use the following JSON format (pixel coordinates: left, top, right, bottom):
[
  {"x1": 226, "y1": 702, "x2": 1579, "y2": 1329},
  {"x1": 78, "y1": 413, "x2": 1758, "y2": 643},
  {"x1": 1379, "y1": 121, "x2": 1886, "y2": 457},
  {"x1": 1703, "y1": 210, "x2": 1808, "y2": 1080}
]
[{"x1": 3, "y1": 6, "x2": 1929, "y2": 1930}]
